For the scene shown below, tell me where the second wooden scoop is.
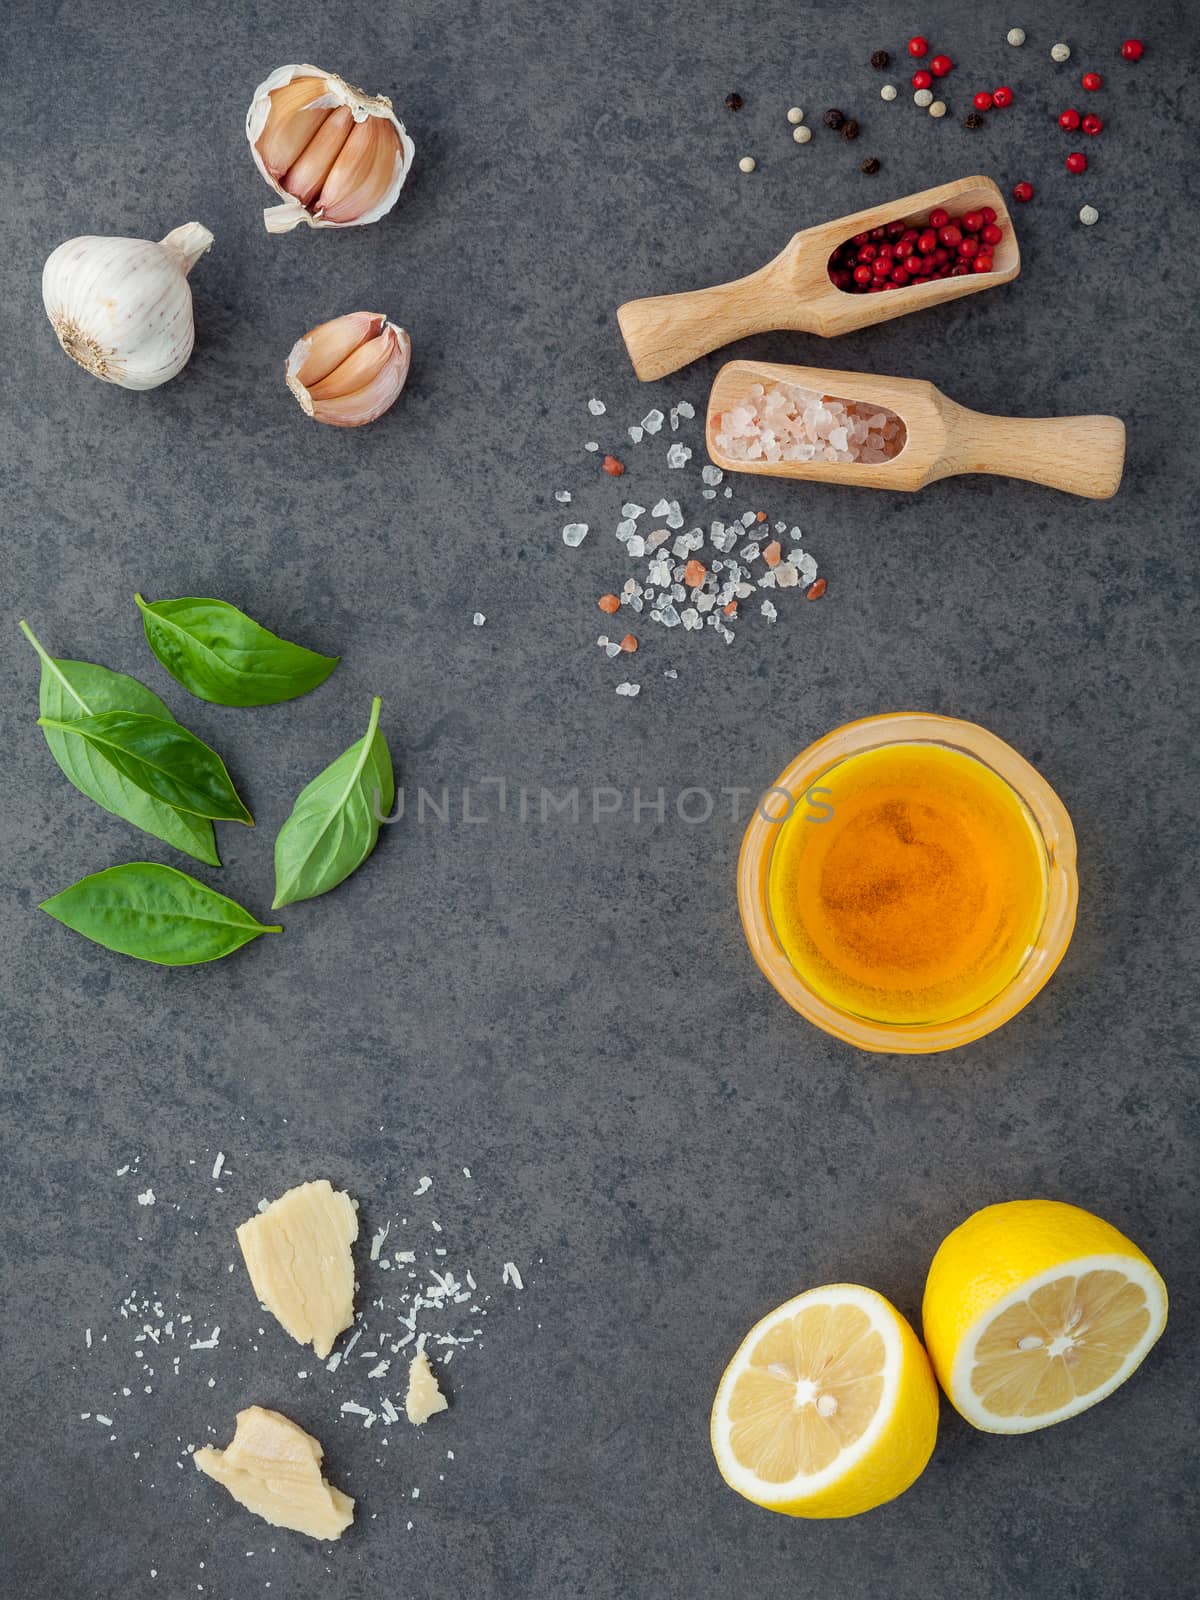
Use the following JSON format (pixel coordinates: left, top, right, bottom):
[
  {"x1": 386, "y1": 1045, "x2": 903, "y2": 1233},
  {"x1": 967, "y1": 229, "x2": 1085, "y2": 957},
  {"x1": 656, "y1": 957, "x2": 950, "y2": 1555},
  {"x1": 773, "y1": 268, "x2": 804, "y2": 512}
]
[{"x1": 706, "y1": 361, "x2": 1126, "y2": 499}]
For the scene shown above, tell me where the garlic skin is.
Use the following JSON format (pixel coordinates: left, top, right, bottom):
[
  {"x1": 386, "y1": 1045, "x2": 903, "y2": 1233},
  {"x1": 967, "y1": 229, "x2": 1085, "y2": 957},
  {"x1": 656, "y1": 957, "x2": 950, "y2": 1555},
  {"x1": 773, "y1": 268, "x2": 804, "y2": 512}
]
[
  {"x1": 42, "y1": 223, "x2": 213, "y2": 390},
  {"x1": 286, "y1": 313, "x2": 411, "y2": 427},
  {"x1": 247, "y1": 65, "x2": 414, "y2": 234}
]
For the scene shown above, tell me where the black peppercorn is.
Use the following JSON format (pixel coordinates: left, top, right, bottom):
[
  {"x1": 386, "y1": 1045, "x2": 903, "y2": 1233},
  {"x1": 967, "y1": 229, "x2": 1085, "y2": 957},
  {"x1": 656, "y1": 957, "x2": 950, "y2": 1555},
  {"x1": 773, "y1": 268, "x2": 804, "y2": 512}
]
[
  {"x1": 841, "y1": 119, "x2": 860, "y2": 140},
  {"x1": 861, "y1": 156, "x2": 881, "y2": 174},
  {"x1": 962, "y1": 111, "x2": 984, "y2": 129},
  {"x1": 823, "y1": 108, "x2": 845, "y2": 129},
  {"x1": 725, "y1": 92, "x2": 743, "y2": 111},
  {"x1": 870, "y1": 50, "x2": 890, "y2": 70}
]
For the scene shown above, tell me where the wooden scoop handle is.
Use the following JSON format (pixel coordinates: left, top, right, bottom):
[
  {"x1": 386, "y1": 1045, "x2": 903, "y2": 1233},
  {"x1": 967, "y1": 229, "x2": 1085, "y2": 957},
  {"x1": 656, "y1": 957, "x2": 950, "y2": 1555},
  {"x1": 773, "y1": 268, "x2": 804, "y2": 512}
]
[
  {"x1": 942, "y1": 405, "x2": 1126, "y2": 499},
  {"x1": 617, "y1": 257, "x2": 810, "y2": 383}
]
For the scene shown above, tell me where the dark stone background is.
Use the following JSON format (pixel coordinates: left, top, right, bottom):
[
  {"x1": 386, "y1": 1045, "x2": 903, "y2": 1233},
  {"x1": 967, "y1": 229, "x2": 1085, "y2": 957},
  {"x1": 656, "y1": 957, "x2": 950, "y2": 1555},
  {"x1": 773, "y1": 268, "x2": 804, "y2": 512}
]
[{"x1": 2, "y1": 3, "x2": 1196, "y2": 1597}]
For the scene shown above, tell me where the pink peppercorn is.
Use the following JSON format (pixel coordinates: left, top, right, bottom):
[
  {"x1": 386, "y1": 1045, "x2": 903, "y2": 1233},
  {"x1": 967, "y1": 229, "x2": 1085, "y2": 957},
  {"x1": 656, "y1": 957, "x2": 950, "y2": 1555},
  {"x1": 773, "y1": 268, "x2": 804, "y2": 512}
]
[
  {"x1": 1121, "y1": 39, "x2": 1144, "y2": 61},
  {"x1": 1059, "y1": 107, "x2": 1081, "y2": 130},
  {"x1": 1066, "y1": 151, "x2": 1088, "y2": 173},
  {"x1": 1012, "y1": 181, "x2": 1034, "y2": 202},
  {"x1": 1081, "y1": 71, "x2": 1103, "y2": 91},
  {"x1": 992, "y1": 85, "x2": 1014, "y2": 107}
]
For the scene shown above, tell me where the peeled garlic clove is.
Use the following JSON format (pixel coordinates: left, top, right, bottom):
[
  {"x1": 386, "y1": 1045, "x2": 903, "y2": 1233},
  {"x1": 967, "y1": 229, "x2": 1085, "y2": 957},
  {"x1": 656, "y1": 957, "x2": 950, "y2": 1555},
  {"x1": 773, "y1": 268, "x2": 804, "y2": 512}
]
[
  {"x1": 246, "y1": 64, "x2": 413, "y2": 233},
  {"x1": 283, "y1": 106, "x2": 355, "y2": 206},
  {"x1": 286, "y1": 314, "x2": 410, "y2": 428},
  {"x1": 42, "y1": 222, "x2": 213, "y2": 390},
  {"x1": 255, "y1": 75, "x2": 331, "y2": 179}
]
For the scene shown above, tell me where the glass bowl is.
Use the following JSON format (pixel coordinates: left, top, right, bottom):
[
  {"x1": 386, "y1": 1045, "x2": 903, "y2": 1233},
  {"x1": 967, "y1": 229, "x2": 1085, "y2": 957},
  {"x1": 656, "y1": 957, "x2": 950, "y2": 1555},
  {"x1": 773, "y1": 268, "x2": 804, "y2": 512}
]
[{"x1": 737, "y1": 712, "x2": 1078, "y2": 1054}]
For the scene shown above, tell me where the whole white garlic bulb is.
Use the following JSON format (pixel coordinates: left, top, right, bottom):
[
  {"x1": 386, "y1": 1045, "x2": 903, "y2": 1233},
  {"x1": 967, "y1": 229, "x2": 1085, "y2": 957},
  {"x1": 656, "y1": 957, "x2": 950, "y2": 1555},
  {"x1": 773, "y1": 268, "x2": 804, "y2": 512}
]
[
  {"x1": 285, "y1": 312, "x2": 411, "y2": 427},
  {"x1": 42, "y1": 223, "x2": 213, "y2": 390},
  {"x1": 247, "y1": 65, "x2": 414, "y2": 234}
]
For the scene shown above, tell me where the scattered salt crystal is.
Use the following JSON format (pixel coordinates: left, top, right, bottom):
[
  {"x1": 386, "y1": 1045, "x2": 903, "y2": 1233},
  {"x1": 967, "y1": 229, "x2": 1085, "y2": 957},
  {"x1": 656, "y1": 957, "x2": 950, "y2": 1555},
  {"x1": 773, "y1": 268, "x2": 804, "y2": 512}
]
[
  {"x1": 663, "y1": 669, "x2": 678, "y2": 679},
  {"x1": 762, "y1": 599, "x2": 778, "y2": 621},
  {"x1": 665, "y1": 502, "x2": 684, "y2": 529},
  {"x1": 615, "y1": 682, "x2": 640, "y2": 697},
  {"x1": 472, "y1": 612, "x2": 486, "y2": 626},
  {"x1": 587, "y1": 398, "x2": 606, "y2": 415},
  {"x1": 137, "y1": 1189, "x2": 155, "y2": 1207},
  {"x1": 616, "y1": 518, "x2": 637, "y2": 540},
  {"x1": 628, "y1": 425, "x2": 644, "y2": 443},
  {"x1": 585, "y1": 441, "x2": 599, "y2": 451},
  {"x1": 562, "y1": 523, "x2": 589, "y2": 548},
  {"x1": 774, "y1": 563, "x2": 799, "y2": 588},
  {"x1": 651, "y1": 498, "x2": 671, "y2": 518},
  {"x1": 675, "y1": 401, "x2": 695, "y2": 419},
  {"x1": 621, "y1": 502, "x2": 645, "y2": 518},
  {"x1": 701, "y1": 489, "x2": 716, "y2": 499},
  {"x1": 740, "y1": 543, "x2": 761, "y2": 562},
  {"x1": 790, "y1": 550, "x2": 818, "y2": 584},
  {"x1": 701, "y1": 465, "x2": 724, "y2": 486},
  {"x1": 413, "y1": 1176, "x2": 432, "y2": 1197},
  {"x1": 641, "y1": 410, "x2": 664, "y2": 434},
  {"x1": 626, "y1": 537, "x2": 646, "y2": 557},
  {"x1": 666, "y1": 444, "x2": 692, "y2": 469},
  {"x1": 211, "y1": 1153, "x2": 224, "y2": 1181},
  {"x1": 554, "y1": 489, "x2": 572, "y2": 503}
]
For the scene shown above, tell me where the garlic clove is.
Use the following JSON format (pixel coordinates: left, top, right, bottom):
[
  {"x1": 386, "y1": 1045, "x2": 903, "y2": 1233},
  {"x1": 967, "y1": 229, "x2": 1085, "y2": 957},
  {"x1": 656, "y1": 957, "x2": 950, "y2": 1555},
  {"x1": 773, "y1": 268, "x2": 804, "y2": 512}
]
[
  {"x1": 255, "y1": 76, "x2": 332, "y2": 179},
  {"x1": 287, "y1": 312, "x2": 386, "y2": 390},
  {"x1": 42, "y1": 223, "x2": 213, "y2": 390},
  {"x1": 282, "y1": 105, "x2": 355, "y2": 206},
  {"x1": 246, "y1": 64, "x2": 414, "y2": 232},
  {"x1": 315, "y1": 117, "x2": 402, "y2": 226},
  {"x1": 285, "y1": 315, "x2": 410, "y2": 428},
  {"x1": 306, "y1": 332, "x2": 398, "y2": 401}
]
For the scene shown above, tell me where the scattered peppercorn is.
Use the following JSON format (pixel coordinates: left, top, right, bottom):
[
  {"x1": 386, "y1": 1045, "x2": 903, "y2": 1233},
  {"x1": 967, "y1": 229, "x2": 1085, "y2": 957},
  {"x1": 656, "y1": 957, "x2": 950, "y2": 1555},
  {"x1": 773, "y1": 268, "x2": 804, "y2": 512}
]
[
  {"x1": 806, "y1": 578, "x2": 828, "y2": 601},
  {"x1": 1059, "y1": 107, "x2": 1081, "y2": 130},
  {"x1": 725, "y1": 92, "x2": 743, "y2": 111},
  {"x1": 602, "y1": 454, "x2": 625, "y2": 476},
  {"x1": 1081, "y1": 71, "x2": 1102, "y2": 91},
  {"x1": 1051, "y1": 42, "x2": 1071, "y2": 63},
  {"x1": 908, "y1": 35, "x2": 929, "y2": 57},
  {"x1": 930, "y1": 54, "x2": 954, "y2": 76},
  {"x1": 962, "y1": 111, "x2": 984, "y2": 129},
  {"x1": 1012, "y1": 180, "x2": 1034, "y2": 201},
  {"x1": 861, "y1": 156, "x2": 881, "y2": 173},
  {"x1": 1081, "y1": 112, "x2": 1103, "y2": 135},
  {"x1": 840, "y1": 118, "x2": 860, "y2": 140},
  {"x1": 1066, "y1": 150, "x2": 1087, "y2": 173},
  {"x1": 871, "y1": 49, "x2": 890, "y2": 69},
  {"x1": 912, "y1": 69, "x2": 933, "y2": 90},
  {"x1": 992, "y1": 85, "x2": 1014, "y2": 107},
  {"x1": 974, "y1": 90, "x2": 994, "y2": 110},
  {"x1": 823, "y1": 108, "x2": 846, "y2": 129},
  {"x1": 1079, "y1": 204, "x2": 1100, "y2": 225},
  {"x1": 1120, "y1": 38, "x2": 1144, "y2": 62},
  {"x1": 1007, "y1": 28, "x2": 1026, "y2": 46}
]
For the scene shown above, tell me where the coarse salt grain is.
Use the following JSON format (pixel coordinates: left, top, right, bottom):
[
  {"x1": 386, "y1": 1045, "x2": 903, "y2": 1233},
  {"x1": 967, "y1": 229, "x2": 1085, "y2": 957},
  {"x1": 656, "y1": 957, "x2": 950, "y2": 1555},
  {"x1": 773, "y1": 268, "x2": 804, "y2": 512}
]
[
  {"x1": 562, "y1": 523, "x2": 589, "y2": 548},
  {"x1": 587, "y1": 398, "x2": 606, "y2": 415}
]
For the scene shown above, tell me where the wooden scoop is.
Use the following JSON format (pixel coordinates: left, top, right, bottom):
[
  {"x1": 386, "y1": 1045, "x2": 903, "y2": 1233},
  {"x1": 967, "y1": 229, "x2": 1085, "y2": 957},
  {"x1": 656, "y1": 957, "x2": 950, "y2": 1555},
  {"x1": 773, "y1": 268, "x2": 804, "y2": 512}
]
[
  {"x1": 706, "y1": 360, "x2": 1126, "y2": 499},
  {"x1": 618, "y1": 176, "x2": 1019, "y2": 383}
]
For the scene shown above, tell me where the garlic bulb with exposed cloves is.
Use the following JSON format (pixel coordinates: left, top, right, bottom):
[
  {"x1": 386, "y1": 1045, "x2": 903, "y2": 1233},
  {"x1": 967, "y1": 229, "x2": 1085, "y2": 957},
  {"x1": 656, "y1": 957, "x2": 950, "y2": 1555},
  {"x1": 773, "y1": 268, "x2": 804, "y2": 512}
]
[
  {"x1": 247, "y1": 65, "x2": 414, "y2": 233},
  {"x1": 286, "y1": 312, "x2": 411, "y2": 427},
  {"x1": 42, "y1": 223, "x2": 213, "y2": 390}
]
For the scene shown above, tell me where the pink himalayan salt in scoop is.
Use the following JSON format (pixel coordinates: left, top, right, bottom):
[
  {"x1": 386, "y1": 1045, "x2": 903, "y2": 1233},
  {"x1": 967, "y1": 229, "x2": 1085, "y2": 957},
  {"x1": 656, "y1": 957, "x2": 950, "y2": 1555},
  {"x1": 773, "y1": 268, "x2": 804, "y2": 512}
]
[{"x1": 714, "y1": 381, "x2": 906, "y2": 466}]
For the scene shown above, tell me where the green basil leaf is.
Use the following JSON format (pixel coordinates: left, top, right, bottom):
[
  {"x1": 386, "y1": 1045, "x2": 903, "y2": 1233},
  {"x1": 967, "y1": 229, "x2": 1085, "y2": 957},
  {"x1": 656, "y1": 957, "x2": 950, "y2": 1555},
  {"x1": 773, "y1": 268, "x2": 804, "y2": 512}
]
[
  {"x1": 37, "y1": 710, "x2": 253, "y2": 825},
  {"x1": 40, "y1": 862, "x2": 281, "y2": 965},
  {"x1": 134, "y1": 594, "x2": 339, "y2": 706},
  {"x1": 273, "y1": 695, "x2": 394, "y2": 909},
  {"x1": 20, "y1": 621, "x2": 219, "y2": 866}
]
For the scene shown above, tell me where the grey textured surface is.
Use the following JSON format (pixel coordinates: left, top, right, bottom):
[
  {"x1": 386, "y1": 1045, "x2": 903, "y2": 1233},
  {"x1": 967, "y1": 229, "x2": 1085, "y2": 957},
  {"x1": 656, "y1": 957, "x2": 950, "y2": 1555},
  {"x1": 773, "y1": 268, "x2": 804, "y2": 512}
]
[{"x1": 2, "y1": 2, "x2": 1197, "y2": 1597}]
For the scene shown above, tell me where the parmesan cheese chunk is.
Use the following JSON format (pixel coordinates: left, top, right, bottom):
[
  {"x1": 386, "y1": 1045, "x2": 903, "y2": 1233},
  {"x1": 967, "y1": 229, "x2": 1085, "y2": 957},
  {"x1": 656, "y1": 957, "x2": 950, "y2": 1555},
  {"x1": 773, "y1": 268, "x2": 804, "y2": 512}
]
[
  {"x1": 194, "y1": 1406, "x2": 354, "y2": 1541},
  {"x1": 405, "y1": 1350, "x2": 449, "y2": 1425},
  {"x1": 236, "y1": 1180, "x2": 358, "y2": 1360}
]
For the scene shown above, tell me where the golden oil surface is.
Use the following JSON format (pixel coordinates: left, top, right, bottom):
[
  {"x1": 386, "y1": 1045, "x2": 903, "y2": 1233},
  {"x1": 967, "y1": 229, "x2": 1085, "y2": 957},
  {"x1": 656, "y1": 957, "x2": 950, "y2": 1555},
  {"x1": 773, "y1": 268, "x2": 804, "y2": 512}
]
[{"x1": 767, "y1": 742, "x2": 1049, "y2": 1025}]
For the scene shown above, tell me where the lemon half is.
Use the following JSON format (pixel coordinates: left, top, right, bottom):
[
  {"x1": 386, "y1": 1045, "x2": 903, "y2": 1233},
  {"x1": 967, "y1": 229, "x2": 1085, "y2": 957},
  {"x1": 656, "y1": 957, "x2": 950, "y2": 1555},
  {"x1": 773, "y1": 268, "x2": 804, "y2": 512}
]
[
  {"x1": 922, "y1": 1199, "x2": 1168, "y2": 1434},
  {"x1": 710, "y1": 1283, "x2": 939, "y2": 1519}
]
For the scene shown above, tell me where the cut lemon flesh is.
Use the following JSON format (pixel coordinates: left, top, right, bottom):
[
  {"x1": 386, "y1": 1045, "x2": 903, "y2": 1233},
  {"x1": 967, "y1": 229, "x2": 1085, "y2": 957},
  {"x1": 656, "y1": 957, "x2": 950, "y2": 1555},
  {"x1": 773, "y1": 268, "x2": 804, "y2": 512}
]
[
  {"x1": 711, "y1": 1284, "x2": 939, "y2": 1519},
  {"x1": 923, "y1": 1200, "x2": 1168, "y2": 1434}
]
